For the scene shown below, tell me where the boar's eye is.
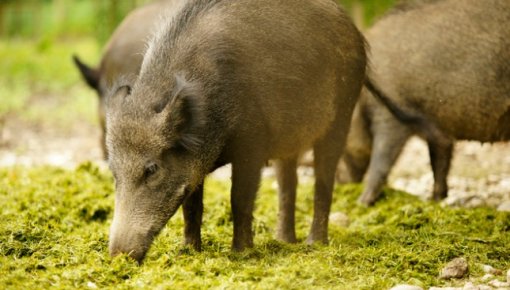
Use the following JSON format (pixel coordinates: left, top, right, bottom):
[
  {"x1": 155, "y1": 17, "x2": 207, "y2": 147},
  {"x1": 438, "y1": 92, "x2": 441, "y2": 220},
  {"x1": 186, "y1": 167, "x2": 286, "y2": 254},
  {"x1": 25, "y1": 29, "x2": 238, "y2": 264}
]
[
  {"x1": 119, "y1": 85, "x2": 131, "y2": 95},
  {"x1": 170, "y1": 143, "x2": 186, "y2": 154},
  {"x1": 143, "y1": 162, "x2": 159, "y2": 179}
]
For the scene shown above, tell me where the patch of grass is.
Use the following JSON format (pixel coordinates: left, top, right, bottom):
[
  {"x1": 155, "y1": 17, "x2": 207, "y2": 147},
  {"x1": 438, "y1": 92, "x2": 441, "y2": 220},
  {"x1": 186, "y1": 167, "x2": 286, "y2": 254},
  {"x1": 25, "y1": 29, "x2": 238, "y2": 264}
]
[{"x1": 0, "y1": 164, "x2": 509, "y2": 289}]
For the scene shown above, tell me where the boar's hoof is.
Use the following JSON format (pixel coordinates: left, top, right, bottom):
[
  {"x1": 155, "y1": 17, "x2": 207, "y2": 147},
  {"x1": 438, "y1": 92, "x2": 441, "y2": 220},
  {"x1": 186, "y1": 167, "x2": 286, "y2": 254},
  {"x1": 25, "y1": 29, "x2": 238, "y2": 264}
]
[
  {"x1": 183, "y1": 237, "x2": 202, "y2": 252},
  {"x1": 305, "y1": 234, "x2": 328, "y2": 246},
  {"x1": 276, "y1": 234, "x2": 298, "y2": 244},
  {"x1": 232, "y1": 239, "x2": 254, "y2": 252},
  {"x1": 432, "y1": 189, "x2": 448, "y2": 202},
  {"x1": 178, "y1": 245, "x2": 200, "y2": 256},
  {"x1": 357, "y1": 191, "x2": 379, "y2": 207}
]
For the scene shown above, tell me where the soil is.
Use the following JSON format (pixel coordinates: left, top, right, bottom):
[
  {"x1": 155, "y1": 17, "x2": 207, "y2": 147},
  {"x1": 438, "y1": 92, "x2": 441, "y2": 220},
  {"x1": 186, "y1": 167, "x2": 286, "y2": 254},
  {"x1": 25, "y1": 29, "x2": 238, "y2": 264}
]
[
  {"x1": 390, "y1": 137, "x2": 510, "y2": 209},
  {"x1": 0, "y1": 116, "x2": 104, "y2": 168}
]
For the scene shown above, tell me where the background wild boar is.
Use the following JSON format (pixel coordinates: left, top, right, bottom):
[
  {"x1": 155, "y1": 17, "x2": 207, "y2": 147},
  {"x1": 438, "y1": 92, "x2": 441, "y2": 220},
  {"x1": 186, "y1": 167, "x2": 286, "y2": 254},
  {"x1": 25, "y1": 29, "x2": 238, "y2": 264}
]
[
  {"x1": 106, "y1": 0, "x2": 366, "y2": 262},
  {"x1": 339, "y1": 0, "x2": 510, "y2": 206},
  {"x1": 73, "y1": 0, "x2": 183, "y2": 159}
]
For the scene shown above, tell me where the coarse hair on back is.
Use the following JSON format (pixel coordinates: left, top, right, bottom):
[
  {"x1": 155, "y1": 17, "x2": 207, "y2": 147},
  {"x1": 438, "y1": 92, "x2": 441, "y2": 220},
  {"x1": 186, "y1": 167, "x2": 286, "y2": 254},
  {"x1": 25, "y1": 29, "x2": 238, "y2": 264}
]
[{"x1": 142, "y1": 0, "x2": 224, "y2": 73}]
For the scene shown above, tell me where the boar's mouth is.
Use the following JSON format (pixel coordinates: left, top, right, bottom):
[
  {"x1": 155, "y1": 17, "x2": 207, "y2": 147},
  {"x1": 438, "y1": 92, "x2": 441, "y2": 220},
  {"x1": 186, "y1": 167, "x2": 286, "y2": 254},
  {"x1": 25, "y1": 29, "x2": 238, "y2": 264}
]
[
  {"x1": 109, "y1": 226, "x2": 157, "y2": 264},
  {"x1": 110, "y1": 184, "x2": 191, "y2": 263}
]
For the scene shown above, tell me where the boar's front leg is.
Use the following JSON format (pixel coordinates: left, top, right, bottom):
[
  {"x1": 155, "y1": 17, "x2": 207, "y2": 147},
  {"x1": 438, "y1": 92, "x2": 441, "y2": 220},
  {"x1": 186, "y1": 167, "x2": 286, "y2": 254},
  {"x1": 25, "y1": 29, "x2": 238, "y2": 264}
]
[
  {"x1": 427, "y1": 139, "x2": 453, "y2": 201},
  {"x1": 231, "y1": 159, "x2": 263, "y2": 251},
  {"x1": 182, "y1": 183, "x2": 204, "y2": 251},
  {"x1": 275, "y1": 157, "x2": 298, "y2": 243}
]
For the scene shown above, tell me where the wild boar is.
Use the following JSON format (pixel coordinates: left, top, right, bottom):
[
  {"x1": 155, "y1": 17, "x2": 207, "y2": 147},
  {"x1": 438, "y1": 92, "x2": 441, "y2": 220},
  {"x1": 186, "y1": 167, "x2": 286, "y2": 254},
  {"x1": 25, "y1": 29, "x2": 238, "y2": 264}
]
[
  {"x1": 73, "y1": 0, "x2": 184, "y2": 159},
  {"x1": 339, "y1": 0, "x2": 510, "y2": 206},
  {"x1": 106, "y1": 0, "x2": 367, "y2": 262}
]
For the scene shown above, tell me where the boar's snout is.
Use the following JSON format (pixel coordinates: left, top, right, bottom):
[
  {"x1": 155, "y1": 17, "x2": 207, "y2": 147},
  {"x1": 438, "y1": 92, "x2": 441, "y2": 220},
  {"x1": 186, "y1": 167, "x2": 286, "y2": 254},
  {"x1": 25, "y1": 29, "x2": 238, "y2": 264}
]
[
  {"x1": 109, "y1": 221, "x2": 155, "y2": 263},
  {"x1": 109, "y1": 242, "x2": 146, "y2": 264}
]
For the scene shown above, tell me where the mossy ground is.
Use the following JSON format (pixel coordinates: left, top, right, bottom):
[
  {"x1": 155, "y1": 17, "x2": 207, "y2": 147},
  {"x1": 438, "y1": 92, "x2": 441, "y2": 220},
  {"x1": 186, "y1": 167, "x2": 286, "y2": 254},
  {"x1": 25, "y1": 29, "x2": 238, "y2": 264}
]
[
  {"x1": 0, "y1": 163, "x2": 508, "y2": 289},
  {"x1": 3, "y1": 2, "x2": 506, "y2": 288}
]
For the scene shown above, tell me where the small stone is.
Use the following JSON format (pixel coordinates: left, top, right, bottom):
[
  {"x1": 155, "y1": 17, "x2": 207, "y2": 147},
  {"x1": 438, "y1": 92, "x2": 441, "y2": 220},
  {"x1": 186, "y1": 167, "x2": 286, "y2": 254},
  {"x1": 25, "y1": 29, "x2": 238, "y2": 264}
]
[
  {"x1": 390, "y1": 284, "x2": 423, "y2": 290},
  {"x1": 507, "y1": 269, "x2": 510, "y2": 283},
  {"x1": 87, "y1": 282, "x2": 98, "y2": 289},
  {"x1": 497, "y1": 201, "x2": 510, "y2": 212},
  {"x1": 429, "y1": 287, "x2": 462, "y2": 290},
  {"x1": 329, "y1": 212, "x2": 350, "y2": 227},
  {"x1": 482, "y1": 264, "x2": 503, "y2": 275},
  {"x1": 478, "y1": 286, "x2": 492, "y2": 290},
  {"x1": 488, "y1": 279, "x2": 510, "y2": 288},
  {"x1": 462, "y1": 282, "x2": 479, "y2": 290},
  {"x1": 439, "y1": 258, "x2": 469, "y2": 279},
  {"x1": 481, "y1": 273, "x2": 494, "y2": 282},
  {"x1": 467, "y1": 197, "x2": 485, "y2": 208}
]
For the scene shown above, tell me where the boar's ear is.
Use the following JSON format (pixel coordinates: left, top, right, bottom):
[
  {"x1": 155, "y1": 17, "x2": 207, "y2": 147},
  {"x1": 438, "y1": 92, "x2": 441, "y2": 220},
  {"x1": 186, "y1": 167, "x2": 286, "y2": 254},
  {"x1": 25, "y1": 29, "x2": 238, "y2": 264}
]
[
  {"x1": 158, "y1": 75, "x2": 205, "y2": 152},
  {"x1": 105, "y1": 83, "x2": 132, "y2": 118},
  {"x1": 73, "y1": 55, "x2": 100, "y2": 91}
]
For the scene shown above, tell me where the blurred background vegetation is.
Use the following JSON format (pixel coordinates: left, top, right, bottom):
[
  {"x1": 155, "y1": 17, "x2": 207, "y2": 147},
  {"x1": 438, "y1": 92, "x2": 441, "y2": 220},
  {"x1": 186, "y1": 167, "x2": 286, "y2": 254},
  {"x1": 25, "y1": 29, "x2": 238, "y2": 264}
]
[
  {"x1": 0, "y1": 0, "x2": 396, "y2": 129},
  {"x1": 0, "y1": 0, "x2": 396, "y2": 41}
]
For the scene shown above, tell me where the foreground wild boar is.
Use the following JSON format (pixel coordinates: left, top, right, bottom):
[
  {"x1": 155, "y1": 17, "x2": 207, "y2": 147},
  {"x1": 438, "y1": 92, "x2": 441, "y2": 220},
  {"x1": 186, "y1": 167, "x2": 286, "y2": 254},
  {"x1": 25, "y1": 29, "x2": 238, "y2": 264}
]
[
  {"x1": 73, "y1": 0, "x2": 184, "y2": 159},
  {"x1": 106, "y1": 0, "x2": 366, "y2": 262},
  {"x1": 339, "y1": 0, "x2": 510, "y2": 206}
]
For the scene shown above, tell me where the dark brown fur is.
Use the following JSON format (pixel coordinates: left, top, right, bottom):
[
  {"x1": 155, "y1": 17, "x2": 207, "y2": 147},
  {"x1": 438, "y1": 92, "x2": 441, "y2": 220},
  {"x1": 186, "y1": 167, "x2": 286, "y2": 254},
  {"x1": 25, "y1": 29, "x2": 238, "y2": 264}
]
[{"x1": 107, "y1": 0, "x2": 366, "y2": 262}]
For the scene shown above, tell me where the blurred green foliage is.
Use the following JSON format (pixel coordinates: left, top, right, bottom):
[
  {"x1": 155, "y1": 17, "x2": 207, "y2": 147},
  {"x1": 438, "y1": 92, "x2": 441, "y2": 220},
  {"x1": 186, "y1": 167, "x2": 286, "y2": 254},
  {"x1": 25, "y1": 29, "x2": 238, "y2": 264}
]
[
  {"x1": 0, "y1": 38, "x2": 99, "y2": 126},
  {"x1": 341, "y1": 0, "x2": 398, "y2": 27},
  {"x1": 0, "y1": 0, "x2": 397, "y2": 127},
  {"x1": 0, "y1": 0, "x2": 150, "y2": 44},
  {"x1": 0, "y1": 0, "x2": 397, "y2": 43}
]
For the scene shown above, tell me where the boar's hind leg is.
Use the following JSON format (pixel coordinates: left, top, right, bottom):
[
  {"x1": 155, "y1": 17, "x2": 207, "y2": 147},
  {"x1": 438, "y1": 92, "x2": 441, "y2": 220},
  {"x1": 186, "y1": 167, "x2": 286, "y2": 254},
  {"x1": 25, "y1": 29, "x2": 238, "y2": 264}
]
[
  {"x1": 338, "y1": 149, "x2": 370, "y2": 184},
  {"x1": 182, "y1": 183, "x2": 204, "y2": 251},
  {"x1": 358, "y1": 122, "x2": 411, "y2": 206},
  {"x1": 274, "y1": 157, "x2": 298, "y2": 243},
  {"x1": 307, "y1": 121, "x2": 351, "y2": 245},
  {"x1": 427, "y1": 139, "x2": 453, "y2": 201},
  {"x1": 231, "y1": 159, "x2": 264, "y2": 251}
]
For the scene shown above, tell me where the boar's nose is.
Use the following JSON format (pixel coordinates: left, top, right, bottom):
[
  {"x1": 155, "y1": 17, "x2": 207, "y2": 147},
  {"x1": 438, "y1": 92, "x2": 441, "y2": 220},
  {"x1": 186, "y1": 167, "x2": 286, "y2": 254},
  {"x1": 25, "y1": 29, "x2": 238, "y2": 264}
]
[{"x1": 109, "y1": 237, "x2": 148, "y2": 264}]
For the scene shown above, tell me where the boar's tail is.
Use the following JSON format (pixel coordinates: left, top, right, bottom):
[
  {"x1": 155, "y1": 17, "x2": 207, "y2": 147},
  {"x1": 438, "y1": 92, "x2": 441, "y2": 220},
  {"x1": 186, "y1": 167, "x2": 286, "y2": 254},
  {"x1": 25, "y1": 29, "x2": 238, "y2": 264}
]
[
  {"x1": 364, "y1": 77, "x2": 449, "y2": 144},
  {"x1": 363, "y1": 78, "x2": 422, "y2": 124}
]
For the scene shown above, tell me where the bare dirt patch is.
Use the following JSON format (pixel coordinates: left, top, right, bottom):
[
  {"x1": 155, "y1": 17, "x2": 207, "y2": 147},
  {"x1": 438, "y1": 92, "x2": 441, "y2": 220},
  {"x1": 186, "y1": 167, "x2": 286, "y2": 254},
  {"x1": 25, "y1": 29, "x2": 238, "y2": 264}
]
[
  {"x1": 390, "y1": 137, "x2": 510, "y2": 209},
  {"x1": 0, "y1": 115, "x2": 104, "y2": 168}
]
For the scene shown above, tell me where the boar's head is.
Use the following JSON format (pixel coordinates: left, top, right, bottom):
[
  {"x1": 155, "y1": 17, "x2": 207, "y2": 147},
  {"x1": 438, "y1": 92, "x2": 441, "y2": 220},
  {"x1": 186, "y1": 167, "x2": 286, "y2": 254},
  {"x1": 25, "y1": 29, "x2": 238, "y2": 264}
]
[{"x1": 106, "y1": 75, "x2": 205, "y2": 263}]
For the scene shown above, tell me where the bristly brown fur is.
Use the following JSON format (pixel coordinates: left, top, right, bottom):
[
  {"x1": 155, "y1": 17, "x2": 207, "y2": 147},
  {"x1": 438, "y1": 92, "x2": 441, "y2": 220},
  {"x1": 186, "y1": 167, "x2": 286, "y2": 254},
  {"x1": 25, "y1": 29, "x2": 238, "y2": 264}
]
[
  {"x1": 107, "y1": 0, "x2": 367, "y2": 262},
  {"x1": 341, "y1": 0, "x2": 510, "y2": 206}
]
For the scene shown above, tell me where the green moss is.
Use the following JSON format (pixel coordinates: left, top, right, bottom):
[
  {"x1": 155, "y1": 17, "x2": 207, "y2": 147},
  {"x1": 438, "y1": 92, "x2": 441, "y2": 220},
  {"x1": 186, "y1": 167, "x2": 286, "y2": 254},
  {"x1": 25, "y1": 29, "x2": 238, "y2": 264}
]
[{"x1": 0, "y1": 164, "x2": 508, "y2": 289}]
